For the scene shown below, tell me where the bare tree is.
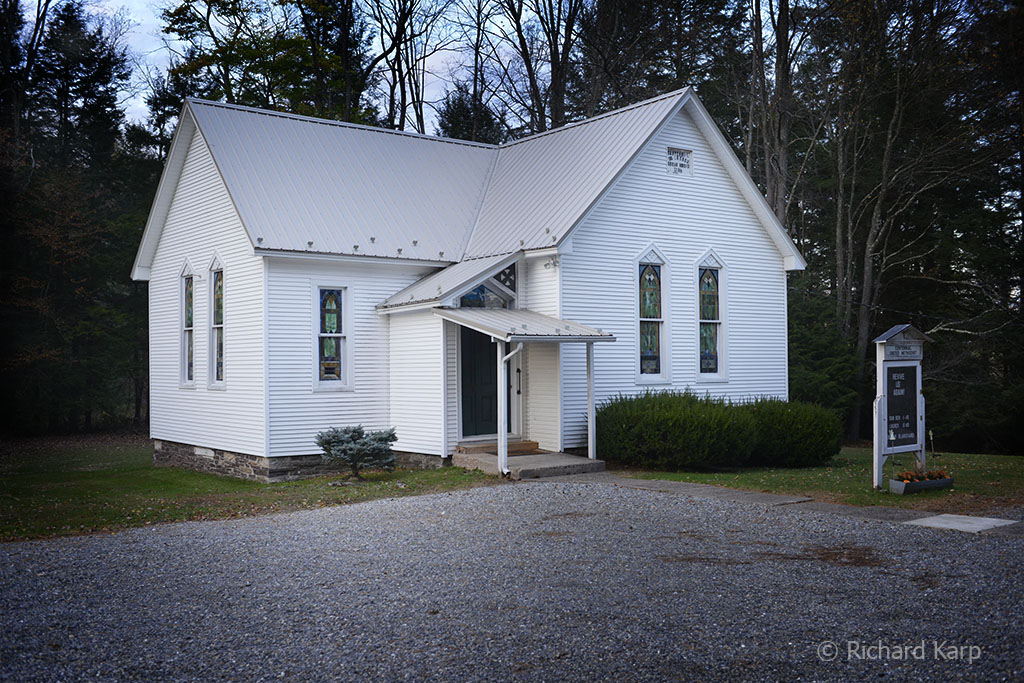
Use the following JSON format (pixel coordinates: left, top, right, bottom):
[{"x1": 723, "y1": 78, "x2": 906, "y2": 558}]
[
  {"x1": 450, "y1": 0, "x2": 502, "y2": 139},
  {"x1": 490, "y1": 0, "x2": 582, "y2": 133},
  {"x1": 400, "y1": 0, "x2": 455, "y2": 132},
  {"x1": 814, "y1": 1, "x2": 984, "y2": 435},
  {"x1": 367, "y1": 0, "x2": 453, "y2": 131}
]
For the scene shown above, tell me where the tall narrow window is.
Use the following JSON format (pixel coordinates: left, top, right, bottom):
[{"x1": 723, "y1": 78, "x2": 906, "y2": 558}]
[
  {"x1": 183, "y1": 275, "x2": 194, "y2": 382},
  {"x1": 211, "y1": 269, "x2": 224, "y2": 383},
  {"x1": 639, "y1": 264, "x2": 662, "y2": 374},
  {"x1": 318, "y1": 288, "x2": 344, "y2": 381},
  {"x1": 699, "y1": 268, "x2": 720, "y2": 373}
]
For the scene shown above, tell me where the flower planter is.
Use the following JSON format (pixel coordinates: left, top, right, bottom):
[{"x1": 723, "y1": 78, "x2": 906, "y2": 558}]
[{"x1": 889, "y1": 477, "x2": 953, "y2": 495}]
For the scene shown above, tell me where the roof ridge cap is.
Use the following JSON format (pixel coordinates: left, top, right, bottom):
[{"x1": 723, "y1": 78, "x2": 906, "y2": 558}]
[
  {"x1": 185, "y1": 98, "x2": 500, "y2": 151},
  {"x1": 498, "y1": 87, "x2": 691, "y2": 149}
]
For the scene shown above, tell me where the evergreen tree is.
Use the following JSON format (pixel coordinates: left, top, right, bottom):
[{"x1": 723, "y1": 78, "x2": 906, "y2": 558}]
[
  {"x1": 25, "y1": 1, "x2": 129, "y2": 168},
  {"x1": 435, "y1": 82, "x2": 505, "y2": 144}
]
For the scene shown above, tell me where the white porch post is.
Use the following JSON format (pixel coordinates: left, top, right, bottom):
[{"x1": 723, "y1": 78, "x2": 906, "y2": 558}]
[
  {"x1": 497, "y1": 340, "x2": 508, "y2": 475},
  {"x1": 586, "y1": 341, "x2": 595, "y2": 460}
]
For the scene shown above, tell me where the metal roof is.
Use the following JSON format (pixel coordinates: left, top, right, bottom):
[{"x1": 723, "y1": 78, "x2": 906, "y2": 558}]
[
  {"x1": 873, "y1": 324, "x2": 933, "y2": 343},
  {"x1": 188, "y1": 99, "x2": 498, "y2": 262},
  {"x1": 464, "y1": 90, "x2": 686, "y2": 258},
  {"x1": 434, "y1": 308, "x2": 616, "y2": 343},
  {"x1": 133, "y1": 89, "x2": 806, "y2": 280},
  {"x1": 379, "y1": 252, "x2": 517, "y2": 310}
]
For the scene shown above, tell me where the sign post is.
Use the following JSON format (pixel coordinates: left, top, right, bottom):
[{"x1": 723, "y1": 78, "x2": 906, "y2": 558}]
[{"x1": 872, "y1": 324, "x2": 931, "y2": 490}]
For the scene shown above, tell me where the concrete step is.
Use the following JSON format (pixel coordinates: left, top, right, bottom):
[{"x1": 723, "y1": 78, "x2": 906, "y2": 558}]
[
  {"x1": 452, "y1": 451, "x2": 605, "y2": 480},
  {"x1": 455, "y1": 440, "x2": 540, "y2": 455}
]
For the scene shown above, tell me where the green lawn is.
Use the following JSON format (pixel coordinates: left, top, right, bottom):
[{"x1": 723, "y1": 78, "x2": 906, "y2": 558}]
[
  {"x1": 0, "y1": 436, "x2": 499, "y2": 541},
  {"x1": 621, "y1": 447, "x2": 1024, "y2": 514}
]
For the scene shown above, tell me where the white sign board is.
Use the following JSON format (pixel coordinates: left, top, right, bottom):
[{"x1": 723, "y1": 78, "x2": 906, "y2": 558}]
[
  {"x1": 872, "y1": 326, "x2": 928, "y2": 490},
  {"x1": 884, "y1": 342, "x2": 923, "y2": 361}
]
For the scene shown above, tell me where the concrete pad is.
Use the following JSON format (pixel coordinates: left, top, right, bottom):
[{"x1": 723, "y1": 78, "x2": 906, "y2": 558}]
[
  {"x1": 904, "y1": 514, "x2": 1019, "y2": 533},
  {"x1": 452, "y1": 452, "x2": 605, "y2": 479}
]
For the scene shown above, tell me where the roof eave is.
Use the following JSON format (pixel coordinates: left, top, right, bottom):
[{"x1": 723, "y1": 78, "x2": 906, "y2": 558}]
[
  {"x1": 681, "y1": 93, "x2": 807, "y2": 271},
  {"x1": 379, "y1": 251, "x2": 521, "y2": 312},
  {"x1": 131, "y1": 103, "x2": 196, "y2": 281},
  {"x1": 507, "y1": 334, "x2": 616, "y2": 343}
]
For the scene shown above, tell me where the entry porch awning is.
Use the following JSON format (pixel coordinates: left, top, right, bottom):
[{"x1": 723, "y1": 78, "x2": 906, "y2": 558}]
[
  {"x1": 433, "y1": 307, "x2": 616, "y2": 343},
  {"x1": 435, "y1": 307, "x2": 613, "y2": 476}
]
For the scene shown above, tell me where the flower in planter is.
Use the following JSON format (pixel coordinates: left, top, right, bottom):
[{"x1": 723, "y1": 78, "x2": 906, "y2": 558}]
[{"x1": 894, "y1": 469, "x2": 951, "y2": 483}]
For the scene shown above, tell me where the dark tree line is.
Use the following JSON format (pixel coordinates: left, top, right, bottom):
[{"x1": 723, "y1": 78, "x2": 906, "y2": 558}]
[{"x1": 1, "y1": 0, "x2": 1021, "y2": 453}]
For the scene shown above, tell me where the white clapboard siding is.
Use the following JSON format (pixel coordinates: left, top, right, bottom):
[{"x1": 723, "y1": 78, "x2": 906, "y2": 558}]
[
  {"x1": 389, "y1": 310, "x2": 446, "y2": 454},
  {"x1": 519, "y1": 254, "x2": 562, "y2": 450},
  {"x1": 522, "y1": 343, "x2": 561, "y2": 451},
  {"x1": 560, "y1": 108, "x2": 789, "y2": 447},
  {"x1": 444, "y1": 320, "x2": 458, "y2": 455},
  {"x1": 265, "y1": 257, "x2": 435, "y2": 457},
  {"x1": 148, "y1": 129, "x2": 266, "y2": 456}
]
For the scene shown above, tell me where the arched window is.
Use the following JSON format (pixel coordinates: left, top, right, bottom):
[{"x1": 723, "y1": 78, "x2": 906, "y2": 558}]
[
  {"x1": 210, "y1": 268, "x2": 224, "y2": 383},
  {"x1": 699, "y1": 267, "x2": 720, "y2": 374},
  {"x1": 319, "y1": 289, "x2": 344, "y2": 381},
  {"x1": 181, "y1": 264, "x2": 194, "y2": 385},
  {"x1": 639, "y1": 264, "x2": 662, "y2": 375}
]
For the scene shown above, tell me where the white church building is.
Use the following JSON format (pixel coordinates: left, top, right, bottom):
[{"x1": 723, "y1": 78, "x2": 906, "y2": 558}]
[{"x1": 131, "y1": 88, "x2": 805, "y2": 480}]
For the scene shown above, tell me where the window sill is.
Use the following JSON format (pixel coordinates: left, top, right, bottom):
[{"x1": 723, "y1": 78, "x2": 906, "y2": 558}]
[
  {"x1": 636, "y1": 375, "x2": 671, "y2": 386},
  {"x1": 179, "y1": 382, "x2": 197, "y2": 390},
  {"x1": 312, "y1": 383, "x2": 355, "y2": 393},
  {"x1": 695, "y1": 374, "x2": 729, "y2": 384},
  {"x1": 207, "y1": 383, "x2": 227, "y2": 391}
]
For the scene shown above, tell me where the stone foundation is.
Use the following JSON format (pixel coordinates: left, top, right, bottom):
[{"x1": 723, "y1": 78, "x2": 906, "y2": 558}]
[
  {"x1": 153, "y1": 439, "x2": 447, "y2": 482},
  {"x1": 396, "y1": 451, "x2": 451, "y2": 470}
]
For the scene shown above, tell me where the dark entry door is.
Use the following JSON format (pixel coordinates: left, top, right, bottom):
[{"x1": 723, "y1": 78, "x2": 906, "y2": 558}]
[{"x1": 460, "y1": 327, "x2": 510, "y2": 437}]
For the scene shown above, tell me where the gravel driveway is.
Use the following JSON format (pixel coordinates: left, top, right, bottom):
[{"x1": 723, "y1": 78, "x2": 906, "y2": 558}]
[{"x1": 1, "y1": 482, "x2": 1021, "y2": 681}]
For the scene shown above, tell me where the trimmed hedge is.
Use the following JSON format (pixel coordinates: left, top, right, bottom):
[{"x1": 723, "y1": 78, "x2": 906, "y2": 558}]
[
  {"x1": 743, "y1": 398, "x2": 842, "y2": 468},
  {"x1": 596, "y1": 391, "x2": 840, "y2": 470},
  {"x1": 595, "y1": 391, "x2": 757, "y2": 470}
]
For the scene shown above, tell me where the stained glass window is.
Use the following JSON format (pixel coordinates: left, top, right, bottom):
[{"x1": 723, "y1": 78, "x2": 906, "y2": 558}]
[
  {"x1": 183, "y1": 275, "x2": 194, "y2": 382},
  {"x1": 319, "y1": 288, "x2": 344, "y2": 381},
  {"x1": 640, "y1": 321, "x2": 660, "y2": 374},
  {"x1": 211, "y1": 270, "x2": 224, "y2": 382},
  {"x1": 640, "y1": 265, "x2": 661, "y2": 318},
  {"x1": 639, "y1": 263, "x2": 662, "y2": 375},
  {"x1": 699, "y1": 268, "x2": 720, "y2": 374},
  {"x1": 459, "y1": 284, "x2": 508, "y2": 308}
]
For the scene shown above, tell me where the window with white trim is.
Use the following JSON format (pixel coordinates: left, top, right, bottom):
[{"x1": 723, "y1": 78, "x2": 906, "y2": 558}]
[
  {"x1": 699, "y1": 266, "x2": 721, "y2": 374},
  {"x1": 318, "y1": 288, "x2": 345, "y2": 382},
  {"x1": 182, "y1": 273, "x2": 194, "y2": 383},
  {"x1": 639, "y1": 262, "x2": 663, "y2": 375},
  {"x1": 210, "y1": 268, "x2": 224, "y2": 383}
]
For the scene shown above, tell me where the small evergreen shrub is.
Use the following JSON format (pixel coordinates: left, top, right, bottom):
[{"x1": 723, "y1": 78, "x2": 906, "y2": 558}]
[
  {"x1": 743, "y1": 399, "x2": 841, "y2": 468},
  {"x1": 596, "y1": 391, "x2": 757, "y2": 470},
  {"x1": 316, "y1": 425, "x2": 398, "y2": 479}
]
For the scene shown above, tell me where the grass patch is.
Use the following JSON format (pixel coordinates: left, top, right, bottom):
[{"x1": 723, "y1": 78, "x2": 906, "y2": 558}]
[
  {"x1": 0, "y1": 436, "x2": 499, "y2": 541},
  {"x1": 621, "y1": 447, "x2": 1024, "y2": 515}
]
